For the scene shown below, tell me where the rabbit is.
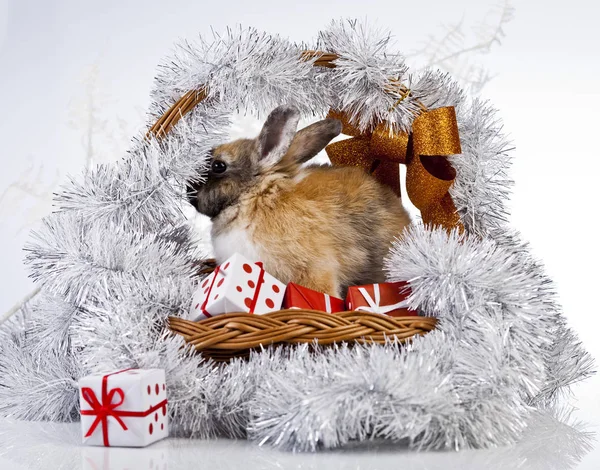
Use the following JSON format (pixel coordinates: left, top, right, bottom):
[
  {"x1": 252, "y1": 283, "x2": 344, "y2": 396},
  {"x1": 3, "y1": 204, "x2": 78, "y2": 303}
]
[{"x1": 187, "y1": 105, "x2": 411, "y2": 298}]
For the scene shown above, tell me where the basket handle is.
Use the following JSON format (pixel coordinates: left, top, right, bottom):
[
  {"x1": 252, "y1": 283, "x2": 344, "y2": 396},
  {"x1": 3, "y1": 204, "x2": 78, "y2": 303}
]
[{"x1": 146, "y1": 51, "x2": 427, "y2": 140}]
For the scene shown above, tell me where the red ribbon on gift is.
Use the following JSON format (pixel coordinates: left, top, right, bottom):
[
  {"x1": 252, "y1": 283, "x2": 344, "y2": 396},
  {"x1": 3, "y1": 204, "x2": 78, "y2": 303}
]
[
  {"x1": 200, "y1": 265, "x2": 221, "y2": 318},
  {"x1": 248, "y1": 262, "x2": 265, "y2": 314},
  {"x1": 80, "y1": 369, "x2": 168, "y2": 447}
]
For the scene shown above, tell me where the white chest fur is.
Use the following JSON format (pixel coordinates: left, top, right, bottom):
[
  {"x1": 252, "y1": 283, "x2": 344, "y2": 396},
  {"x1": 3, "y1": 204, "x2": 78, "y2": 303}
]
[{"x1": 211, "y1": 226, "x2": 262, "y2": 264}]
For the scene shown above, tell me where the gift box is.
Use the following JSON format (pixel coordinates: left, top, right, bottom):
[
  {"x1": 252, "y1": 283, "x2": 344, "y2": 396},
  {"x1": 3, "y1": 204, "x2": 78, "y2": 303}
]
[
  {"x1": 283, "y1": 282, "x2": 345, "y2": 313},
  {"x1": 188, "y1": 252, "x2": 286, "y2": 321},
  {"x1": 79, "y1": 368, "x2": 168, "y2": 447},
  {"x1": 346, "y1": 282, "x2": 418, "y2": 317}
]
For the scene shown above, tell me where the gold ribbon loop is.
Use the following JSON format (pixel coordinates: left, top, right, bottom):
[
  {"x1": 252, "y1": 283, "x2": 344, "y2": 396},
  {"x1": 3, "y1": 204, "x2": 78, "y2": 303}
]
[
  {"x1": 412, "y1": 106, "x2": 462, "y2": 158},
  {"x1": 325, "y1": 106, "x2": 463, "y2": 231},
  {"x1": 371, "y1": 123, "x2": 410, "y2": 163}
]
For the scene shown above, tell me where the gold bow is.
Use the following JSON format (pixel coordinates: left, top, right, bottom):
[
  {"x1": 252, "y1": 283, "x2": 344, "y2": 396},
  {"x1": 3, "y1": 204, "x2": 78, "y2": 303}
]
[{"x1": 325, "y1": 106, "x2": 463, "y2": 231}]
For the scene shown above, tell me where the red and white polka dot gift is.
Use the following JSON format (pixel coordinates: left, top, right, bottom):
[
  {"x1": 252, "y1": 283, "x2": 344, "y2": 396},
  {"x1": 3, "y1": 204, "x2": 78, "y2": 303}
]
[
  {"x1": 78, "y1": 368, "x2": 168, "y2": 447},
  {"x1": 188, "y1": 252, "x2": 286, "y2": 321}
]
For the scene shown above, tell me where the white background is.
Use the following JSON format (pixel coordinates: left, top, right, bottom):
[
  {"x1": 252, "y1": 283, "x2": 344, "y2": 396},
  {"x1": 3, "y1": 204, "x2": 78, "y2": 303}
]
[{"x1": 0, "y1": 0, "x2": 599, "y2": 468}]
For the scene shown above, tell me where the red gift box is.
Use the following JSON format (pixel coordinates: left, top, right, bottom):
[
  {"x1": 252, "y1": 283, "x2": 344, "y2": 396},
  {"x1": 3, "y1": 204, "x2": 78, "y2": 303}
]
[
  {"x1": 283, "y1": 283, "x2": 345, "y2": 313},
  {"x1": 346, "y1": 281, "x2": 418, "y2": 317}
]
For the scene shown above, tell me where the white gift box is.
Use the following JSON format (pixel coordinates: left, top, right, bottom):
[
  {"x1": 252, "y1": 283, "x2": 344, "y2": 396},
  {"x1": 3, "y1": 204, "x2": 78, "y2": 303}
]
[
  {"x1": 189, "y1": 253, "x2": 286, "y2": 321},
  {"x1": 79, "y1": 369, "x2": 168, "y2": 447}
]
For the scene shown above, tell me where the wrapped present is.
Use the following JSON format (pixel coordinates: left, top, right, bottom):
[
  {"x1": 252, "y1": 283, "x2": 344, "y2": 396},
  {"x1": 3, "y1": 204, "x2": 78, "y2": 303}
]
[
  {"x1": 79, "y1": 368, "x2": 168, "y2": 447},
  {"x1": 346, "y1": 282, "x2": 418, "y2": 317},
  {"x1": 188, "y1": 252, "x2": 286, "y2": 321},
  {"x1": 282, "y1": 282, "x2": 345, "y2": 313}
]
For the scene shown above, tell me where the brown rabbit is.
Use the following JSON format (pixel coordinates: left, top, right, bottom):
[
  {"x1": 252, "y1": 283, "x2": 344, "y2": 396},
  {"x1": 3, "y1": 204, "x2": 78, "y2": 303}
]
[{"x1": 188, "y1": 105, "x2": 411, "y2": 298}]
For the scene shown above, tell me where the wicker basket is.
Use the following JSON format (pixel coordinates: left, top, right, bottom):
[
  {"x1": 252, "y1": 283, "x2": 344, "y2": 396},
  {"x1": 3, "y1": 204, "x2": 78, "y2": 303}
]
[
  {"x1": 153, "y1": 52, "x2": 440, "y2": 360},
  {"x1": 169, "y1": 311, "x2": 437, "y2": 360}
]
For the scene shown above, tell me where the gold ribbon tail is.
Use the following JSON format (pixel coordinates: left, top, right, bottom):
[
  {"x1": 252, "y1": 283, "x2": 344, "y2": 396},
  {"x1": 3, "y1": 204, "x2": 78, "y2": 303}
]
[{"x1": 407, "y1": 106, "x2": 463, "y2": 231}]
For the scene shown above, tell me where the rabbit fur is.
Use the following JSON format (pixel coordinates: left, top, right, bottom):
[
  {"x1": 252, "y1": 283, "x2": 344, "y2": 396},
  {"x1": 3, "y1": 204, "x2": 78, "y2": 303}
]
[{"x1": 188, "y1": 105, "x2": 410, "y2": 298}]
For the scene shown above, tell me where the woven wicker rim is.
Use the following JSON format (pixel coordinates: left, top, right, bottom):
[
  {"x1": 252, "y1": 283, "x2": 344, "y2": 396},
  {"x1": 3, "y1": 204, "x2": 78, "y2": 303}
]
[
  {"x1": 169, "y1": 311, "x2": 437, "y2": 361},
  {"x1": 152, "y1": 53, "x2": 438, "y2": 359}
]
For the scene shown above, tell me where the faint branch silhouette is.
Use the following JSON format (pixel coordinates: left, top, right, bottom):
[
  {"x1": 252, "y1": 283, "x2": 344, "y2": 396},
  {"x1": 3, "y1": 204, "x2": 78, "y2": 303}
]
[
  {"x1": 0, "y1": 159, "x2": 61, "y2": 235},
  {"x1": 68, "y1": 63, "x2": 144, "y2": 168},
  {"x1": 69, "y1": 64, "x2": 108, "y2": 169},
  {"x1": 0, "y1": 286, "x2": 40, "y2": 326},
  {"x1": 408, "y1": 0, "x2": 515, "y2": 93},
  {"x1": 3, "y1": 62, "x2": 143, "y2": 322}
]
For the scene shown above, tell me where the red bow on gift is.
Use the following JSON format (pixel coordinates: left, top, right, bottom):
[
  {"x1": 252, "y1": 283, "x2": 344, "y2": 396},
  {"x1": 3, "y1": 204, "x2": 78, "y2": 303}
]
[{"x1": 80, "y1": 369, "x2": 168, "y2": 447}]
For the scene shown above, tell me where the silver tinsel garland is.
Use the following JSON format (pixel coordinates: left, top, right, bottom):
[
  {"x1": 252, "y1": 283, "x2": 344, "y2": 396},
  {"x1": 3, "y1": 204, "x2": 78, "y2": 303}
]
[{"x1": 0, "y1": 19, "x2": 593, "y2": 451}]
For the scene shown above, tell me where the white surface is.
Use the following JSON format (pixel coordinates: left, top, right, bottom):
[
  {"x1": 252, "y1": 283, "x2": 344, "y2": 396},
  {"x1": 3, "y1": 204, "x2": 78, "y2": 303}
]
[
  {"x1": 1, "y1": 0, "x2": 599, "y2": 468},
  {"x1": 0, "y1": 401, "x2": 598, "y2": 470}
]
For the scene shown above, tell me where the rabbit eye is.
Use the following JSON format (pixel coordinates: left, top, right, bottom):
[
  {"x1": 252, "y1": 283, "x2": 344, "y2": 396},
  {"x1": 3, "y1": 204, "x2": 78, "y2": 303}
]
[{"x1": 211, "y1": 160, "x2": 227, "y2": 174}]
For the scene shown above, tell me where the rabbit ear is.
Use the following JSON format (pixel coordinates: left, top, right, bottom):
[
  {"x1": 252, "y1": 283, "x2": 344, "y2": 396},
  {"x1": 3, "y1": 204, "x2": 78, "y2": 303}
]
[
  {"x1": 284, "y1": 118, "x2": 342, "y2": 165},
  {"x1": 257, "y1": 105, "x2": 300, "y2": 168}
]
